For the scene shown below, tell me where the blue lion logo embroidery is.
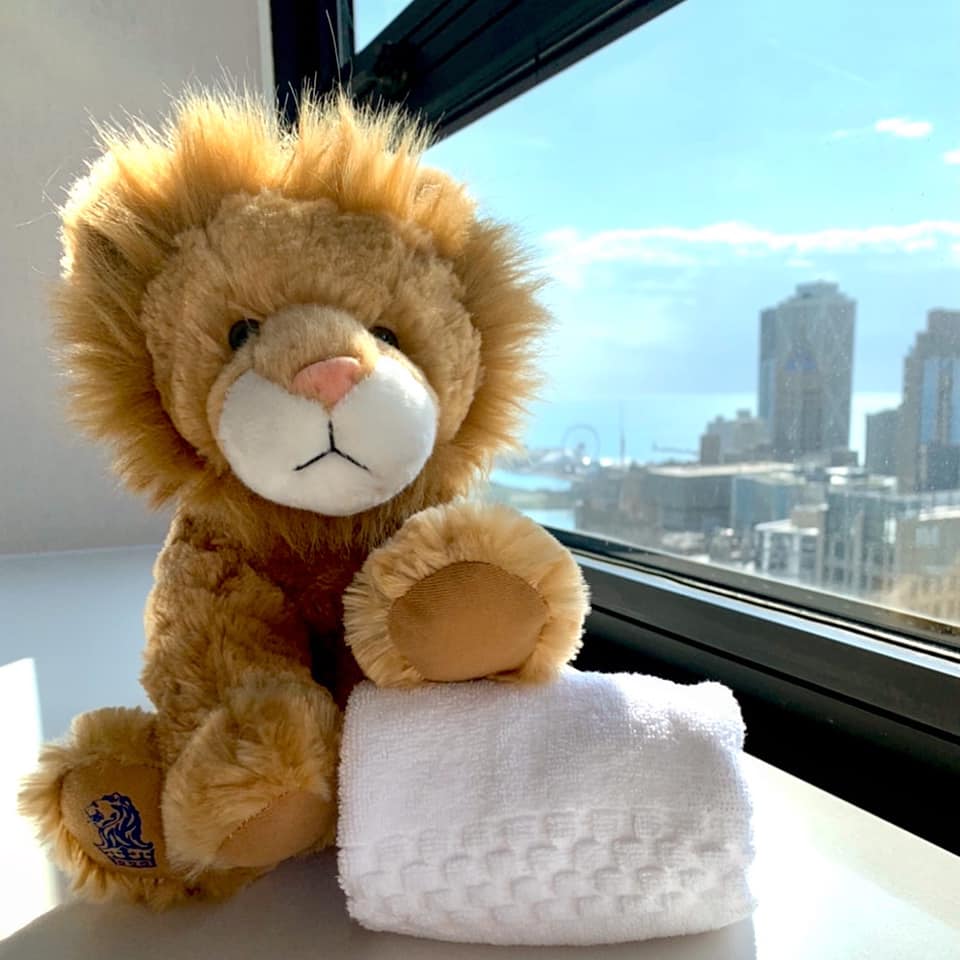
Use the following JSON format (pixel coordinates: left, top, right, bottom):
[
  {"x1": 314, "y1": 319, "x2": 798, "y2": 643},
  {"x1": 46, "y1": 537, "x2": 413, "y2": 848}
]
[{"x1": 85, "y1": 792, "x2": 157, "y2": 869}]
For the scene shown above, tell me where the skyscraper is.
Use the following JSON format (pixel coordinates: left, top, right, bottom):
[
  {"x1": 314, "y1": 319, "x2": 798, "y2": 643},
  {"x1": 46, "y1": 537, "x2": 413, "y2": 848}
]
[
  {"x1": 896, "y1": 309, "x2": 960, "y2": 492},
  {"x1": 865, "y1": 408, "x2": 900, "y2": 475},
  {"x1": 758, "y1": 282, "x2": 855, "y2": 461}
]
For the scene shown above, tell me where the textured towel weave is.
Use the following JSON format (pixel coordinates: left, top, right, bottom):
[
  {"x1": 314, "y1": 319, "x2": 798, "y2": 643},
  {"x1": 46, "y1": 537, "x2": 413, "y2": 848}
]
[{"x1": 337, "y1": 669, "x2": 754, "y2": 945}]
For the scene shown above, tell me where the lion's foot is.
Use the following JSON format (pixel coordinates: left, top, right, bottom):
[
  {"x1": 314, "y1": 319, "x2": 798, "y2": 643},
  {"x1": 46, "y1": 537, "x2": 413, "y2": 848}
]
[
  {"x1": 163, "y1": 680, "x2": 340, "y2": 873},
  {"x1": 344, "y1": 501, "x2": 590, "y2": 686},
  {"x1": 18, "y1": 707, "x2": 236, "y2": 907}
]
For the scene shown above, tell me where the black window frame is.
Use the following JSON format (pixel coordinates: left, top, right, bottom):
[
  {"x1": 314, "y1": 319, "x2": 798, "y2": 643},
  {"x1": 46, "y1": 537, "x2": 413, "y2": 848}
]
[{"x1": 269, "y1": 0, "x2": 960, "y2": 855}]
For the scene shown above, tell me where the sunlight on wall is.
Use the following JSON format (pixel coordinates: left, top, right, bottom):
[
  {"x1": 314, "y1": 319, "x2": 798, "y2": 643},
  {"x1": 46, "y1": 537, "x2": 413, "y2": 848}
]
[{"x1": 0, "y1": 658, "x2": 59, "y2": 939}]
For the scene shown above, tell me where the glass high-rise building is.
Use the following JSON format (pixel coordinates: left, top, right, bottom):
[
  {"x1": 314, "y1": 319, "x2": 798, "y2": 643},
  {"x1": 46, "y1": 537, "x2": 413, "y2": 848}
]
[
  {"x1": 758, "y1": 282, "x2": 856, "y2": 461},
  {"x1": 897, "y1": 309, "x2": 960, "y2": 493}
]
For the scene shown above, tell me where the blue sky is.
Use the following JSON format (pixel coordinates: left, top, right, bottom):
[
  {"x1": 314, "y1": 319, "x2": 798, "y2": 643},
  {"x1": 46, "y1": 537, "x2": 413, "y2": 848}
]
[{"x1": 356, "y1": 0, "x2": 959, "y2": 450}]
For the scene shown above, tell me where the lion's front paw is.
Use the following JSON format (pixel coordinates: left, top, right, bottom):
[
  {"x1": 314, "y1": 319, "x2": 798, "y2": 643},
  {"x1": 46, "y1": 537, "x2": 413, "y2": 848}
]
[{"x1": 343, "y1": 501, "x2": 589, "y2": 686}]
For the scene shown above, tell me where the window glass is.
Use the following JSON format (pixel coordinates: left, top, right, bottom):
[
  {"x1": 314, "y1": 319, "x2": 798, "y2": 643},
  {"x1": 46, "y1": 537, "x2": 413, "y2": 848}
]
[
  {"x1": 425, "y1": 0, "x2": 960, "y2": 636},
  {"x1": 354, "y1": 0, "x2": 410, "y2": 52}
]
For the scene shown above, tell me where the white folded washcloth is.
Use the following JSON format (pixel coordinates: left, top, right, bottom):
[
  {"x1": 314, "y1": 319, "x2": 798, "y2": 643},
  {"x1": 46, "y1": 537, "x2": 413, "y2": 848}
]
[{"x1": 337, "y1": 669, "x2": 755, "y2": 946}]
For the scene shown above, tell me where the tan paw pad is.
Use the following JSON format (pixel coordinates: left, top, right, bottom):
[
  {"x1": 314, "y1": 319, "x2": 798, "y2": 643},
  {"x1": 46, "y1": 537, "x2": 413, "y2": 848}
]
[
  {"x1": 60, "y1": 763, "x2": 167, "y2": 874},
  {"x1": 388, "y1": 560, "x2": 548, "y2": 682},
  {"x1": 215, "y1": 790, "x2": 336, "y2": 869}
]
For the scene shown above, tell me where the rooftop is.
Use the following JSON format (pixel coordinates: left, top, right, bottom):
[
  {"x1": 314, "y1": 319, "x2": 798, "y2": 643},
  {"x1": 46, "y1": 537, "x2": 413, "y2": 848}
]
[
  {"x1": 649, "y1": 461, "x2": 792, "y2": 479},
  {"x1": 756, "y1": 518, "x2": 821, "y2": 536},
  {"x1": 915, "y1": 506, "x2": 960, "y2": 523},
  {"x1": 741, "y1": 471, "x2": 806, "y2": 486}
]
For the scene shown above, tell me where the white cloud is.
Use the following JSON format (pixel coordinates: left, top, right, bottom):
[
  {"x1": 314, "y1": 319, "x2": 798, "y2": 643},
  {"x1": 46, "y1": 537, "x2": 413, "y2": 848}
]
[
  {"x1": 829, "y1": 118, "x2": 934, "y2": 142},
  {"x1": 874, "y1": 117, "x2": 933, "y2": 138},
  {"x1": 541, "y1": 220, "x2": 960, "y2": 287},
  {"x1": 944, "y1": 148, "x2": 960, "y2": 165},
  {"x1": 542, "y1": 227, "x2": 696, "y2": 289}
]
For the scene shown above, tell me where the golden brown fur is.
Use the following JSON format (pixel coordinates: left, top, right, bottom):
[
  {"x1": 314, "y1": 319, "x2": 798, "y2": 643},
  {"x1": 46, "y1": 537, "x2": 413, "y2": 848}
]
[{"x1": 21, "y1": 90, "x2": 587, "y2": 908}]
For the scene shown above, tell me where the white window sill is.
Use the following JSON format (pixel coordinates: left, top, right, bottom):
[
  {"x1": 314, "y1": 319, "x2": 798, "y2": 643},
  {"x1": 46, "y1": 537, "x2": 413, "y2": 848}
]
[
  {"x1": 1, "y1": 547, "x2": 958, "y2": 958},
  {"x1": 3, "y1": 753, "x2": 958, "y2": 959}
]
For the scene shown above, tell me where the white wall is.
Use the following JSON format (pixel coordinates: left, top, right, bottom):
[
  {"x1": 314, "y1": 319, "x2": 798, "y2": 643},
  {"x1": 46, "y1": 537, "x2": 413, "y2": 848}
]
[{"x1": 0, "y1": 0, "x2": 268, "y2": 554}]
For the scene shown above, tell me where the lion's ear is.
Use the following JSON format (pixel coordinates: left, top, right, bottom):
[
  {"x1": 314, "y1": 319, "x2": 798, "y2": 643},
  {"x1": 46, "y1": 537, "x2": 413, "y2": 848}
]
[
  {"x1": 411, "y1": 167, "x2": 476, "y2": 258},
  {"x1": 70, "y1": 220, "x2": 136, "y2": 279},
  {"x1": 61, "y1": 154, "x2": 170, "y2": 290},
  {"x1": 55, "y1": 168, "x2": 203, "y2": 506}
]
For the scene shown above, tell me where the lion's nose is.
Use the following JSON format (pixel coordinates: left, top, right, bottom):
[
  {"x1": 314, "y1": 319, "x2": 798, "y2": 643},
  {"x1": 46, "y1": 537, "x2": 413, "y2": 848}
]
[{"x1": 290, "y1": 357, "x2": 363, "y2": 410}]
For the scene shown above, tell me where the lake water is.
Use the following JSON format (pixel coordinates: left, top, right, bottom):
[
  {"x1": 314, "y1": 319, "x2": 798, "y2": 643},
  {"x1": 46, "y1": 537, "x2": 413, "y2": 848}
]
[
  {"x1": 488, "y1": 470, "x2": 572, "y2": 493},
  {"x1": 518, "y1": 392, "x2": 901, "y2": 464},
  {"x1": 521, "y1": 507, "x2": 577, "y2": 528}
]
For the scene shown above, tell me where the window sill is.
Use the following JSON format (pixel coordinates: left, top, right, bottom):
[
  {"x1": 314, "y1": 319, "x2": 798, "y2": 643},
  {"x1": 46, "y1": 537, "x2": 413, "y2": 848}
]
[{"x1": 4, "y1": 750, "x2": 958, "y2": 957}]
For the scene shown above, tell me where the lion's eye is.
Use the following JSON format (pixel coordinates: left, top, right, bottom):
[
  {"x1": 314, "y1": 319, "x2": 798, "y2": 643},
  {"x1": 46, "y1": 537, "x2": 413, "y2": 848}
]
[
  {"x1": 228, "y1": 318, "x2": 260, "y2": 351},
  {"x1": 370, "y1": 325, "x2": 399, "y2": 350}
]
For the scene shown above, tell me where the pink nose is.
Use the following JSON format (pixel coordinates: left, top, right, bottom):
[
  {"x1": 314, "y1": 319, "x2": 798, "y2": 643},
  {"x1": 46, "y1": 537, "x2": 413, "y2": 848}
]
[{"x1": 290, "y1": 357, "x2": 363, "y2": 409}]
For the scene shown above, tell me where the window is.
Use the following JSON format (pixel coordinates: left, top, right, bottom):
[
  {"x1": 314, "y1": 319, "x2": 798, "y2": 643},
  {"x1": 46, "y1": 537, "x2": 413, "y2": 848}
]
[
  {"x1": 354, "y1": 0, "x2": 409, "y2": 49},
  {"x1": 385, "y1": 0, "x2": 960, "y2": 649}
]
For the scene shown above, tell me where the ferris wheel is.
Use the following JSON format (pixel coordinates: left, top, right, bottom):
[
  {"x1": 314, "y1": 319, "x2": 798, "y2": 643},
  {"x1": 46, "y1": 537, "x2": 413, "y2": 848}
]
[{"x1": 562, "y1": 424, "x2": 601, "y2": 463}]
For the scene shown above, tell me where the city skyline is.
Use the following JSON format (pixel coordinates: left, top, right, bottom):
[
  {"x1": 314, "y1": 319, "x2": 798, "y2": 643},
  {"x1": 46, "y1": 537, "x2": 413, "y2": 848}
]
[
  {"x1": 489, "y1": 285, "x2": 960, "y2": 628},
  {"x1": 695, "y1": 283, "x2": 954, "y2": 479},
  {"x1": 510, "y1": 279, "x2": 954, "y2": 472}
]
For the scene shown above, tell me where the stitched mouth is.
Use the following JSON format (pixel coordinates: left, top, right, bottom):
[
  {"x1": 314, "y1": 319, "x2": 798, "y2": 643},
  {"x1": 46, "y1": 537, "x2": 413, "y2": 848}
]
[{"x1": 294, "y1": 422, "x2": 371, "y2": 473}]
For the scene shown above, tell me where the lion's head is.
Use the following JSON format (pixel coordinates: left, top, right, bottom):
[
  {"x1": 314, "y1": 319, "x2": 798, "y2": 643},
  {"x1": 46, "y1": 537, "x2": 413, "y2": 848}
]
[{"x1": 57, "y1": 92, "x2": 546, "y2": 550}]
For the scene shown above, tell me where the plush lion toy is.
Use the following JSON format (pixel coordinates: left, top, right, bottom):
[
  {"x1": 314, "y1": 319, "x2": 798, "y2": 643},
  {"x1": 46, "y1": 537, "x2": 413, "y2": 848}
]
[{"x1": 20, "y1": 92, "x2": 588, "y2": 908}]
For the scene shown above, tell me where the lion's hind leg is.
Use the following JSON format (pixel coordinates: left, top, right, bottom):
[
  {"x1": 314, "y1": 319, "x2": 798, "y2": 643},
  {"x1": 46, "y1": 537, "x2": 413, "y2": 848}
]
[{"x1": 19, "y1": 707, "x2": 252, "y2": 907}]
